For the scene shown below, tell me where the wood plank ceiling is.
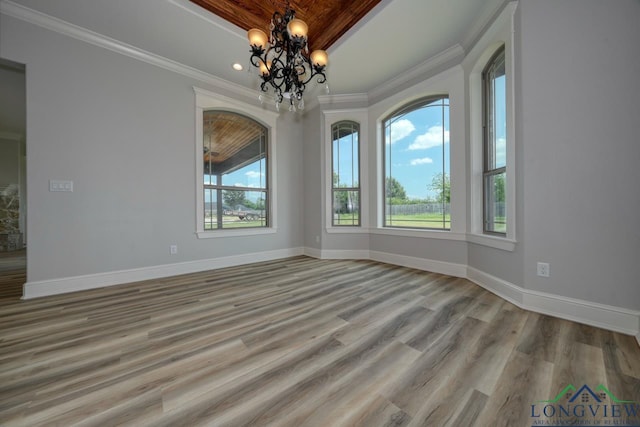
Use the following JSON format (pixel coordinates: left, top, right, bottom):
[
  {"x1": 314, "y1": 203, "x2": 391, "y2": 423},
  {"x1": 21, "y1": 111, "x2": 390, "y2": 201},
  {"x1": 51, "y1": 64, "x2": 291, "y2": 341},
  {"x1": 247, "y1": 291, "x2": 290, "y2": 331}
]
[
  {"x1": 189, "y1": 0, "x2": 383, "y2": 52},
  {"x1": 203, "y1": 111, "x2": 265, "y2": 169}
]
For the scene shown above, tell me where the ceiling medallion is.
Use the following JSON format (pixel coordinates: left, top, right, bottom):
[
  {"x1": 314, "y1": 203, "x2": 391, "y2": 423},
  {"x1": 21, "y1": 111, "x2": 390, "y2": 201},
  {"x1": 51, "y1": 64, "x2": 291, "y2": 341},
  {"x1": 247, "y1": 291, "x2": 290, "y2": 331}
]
[{"x1": 247, "y1": 2, "x2": 328, "y2": 112}]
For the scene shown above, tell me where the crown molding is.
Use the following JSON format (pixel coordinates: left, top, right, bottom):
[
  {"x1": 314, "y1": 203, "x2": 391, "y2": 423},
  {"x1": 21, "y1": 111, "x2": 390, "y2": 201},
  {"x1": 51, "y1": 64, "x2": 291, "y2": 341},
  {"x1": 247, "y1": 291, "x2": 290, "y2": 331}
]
[
  {"x1": 461, "y1": 1, "x2": 517, "y2": 53},
  {"x1": 0, "y1": 0, "x2": 260, "y2": 101},
  {"x1": 368, "y1": 44, "x2": 465, "y2": 104},
  {"x1": 167, "y1": 0, "x2": 246, "y2": 41},
  {"x1": 317, "y1": 93, "x2": 369, "y2": 106}
]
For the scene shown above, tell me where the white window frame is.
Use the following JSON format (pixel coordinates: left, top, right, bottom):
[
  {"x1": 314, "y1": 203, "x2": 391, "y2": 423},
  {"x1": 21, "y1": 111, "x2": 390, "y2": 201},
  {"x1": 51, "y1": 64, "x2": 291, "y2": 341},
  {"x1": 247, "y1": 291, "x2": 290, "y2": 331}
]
[
  {"x1": 370, "y1": 67, "x2": 467, "y2": 242},
  {"x1": 194, "y1": 87, "x2": 279, "y2": 238},
  {"x1": 466, "y1": 2, "x2": 517, "y2": 251},
  {"x1": 482, "y1": 46, "x2": 507, "y2": 236},
  {"x1": 381, "y1": 96, "x2": 451, "y2": 231},
  {"x1": 323, "y1": 109, "x2": 369, "y2": 234},
  {"x1": 331, "y1": 120, "x2": 361, "y2": 227}
]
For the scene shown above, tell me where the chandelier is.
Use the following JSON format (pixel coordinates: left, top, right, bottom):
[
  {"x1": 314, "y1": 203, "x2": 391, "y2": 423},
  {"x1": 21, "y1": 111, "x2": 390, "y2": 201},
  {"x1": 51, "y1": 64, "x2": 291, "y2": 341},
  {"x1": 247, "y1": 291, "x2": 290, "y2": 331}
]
[{"x1": 247, "y1": 3, "x2": 328, "y2": 112}]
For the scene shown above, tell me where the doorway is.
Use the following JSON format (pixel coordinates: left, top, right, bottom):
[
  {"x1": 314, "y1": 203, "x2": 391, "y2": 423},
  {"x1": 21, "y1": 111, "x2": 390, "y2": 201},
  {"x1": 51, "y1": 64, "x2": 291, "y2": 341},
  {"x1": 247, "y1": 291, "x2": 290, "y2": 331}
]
[{"x1": 0, "y1": 57, "x2": 27, "y2": 300}]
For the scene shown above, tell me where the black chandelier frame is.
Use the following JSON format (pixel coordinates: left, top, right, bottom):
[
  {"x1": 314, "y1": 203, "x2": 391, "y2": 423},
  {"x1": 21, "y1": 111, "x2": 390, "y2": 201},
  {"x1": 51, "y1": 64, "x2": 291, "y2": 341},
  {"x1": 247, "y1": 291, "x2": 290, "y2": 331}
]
[{"x1": 249, "y1": 6, "x2": 327, "y2": 110}]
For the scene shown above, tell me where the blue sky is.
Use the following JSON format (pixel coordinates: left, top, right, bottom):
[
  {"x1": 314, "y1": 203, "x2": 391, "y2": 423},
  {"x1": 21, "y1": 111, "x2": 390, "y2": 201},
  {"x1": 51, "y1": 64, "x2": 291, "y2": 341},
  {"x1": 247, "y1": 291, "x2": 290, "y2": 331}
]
[
  {"x1": 204, "y1": 159, "x2": 266, "y2": 205},
  {"x1": 385, "y1": 99, "x2": 450, "y2": 200}
]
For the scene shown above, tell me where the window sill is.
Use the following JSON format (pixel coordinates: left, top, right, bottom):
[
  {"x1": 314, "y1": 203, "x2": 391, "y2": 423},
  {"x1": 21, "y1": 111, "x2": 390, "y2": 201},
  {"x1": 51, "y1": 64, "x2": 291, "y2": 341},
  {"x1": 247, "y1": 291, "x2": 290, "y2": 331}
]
[
  {"x1": 326, "y1": 226, "x2": 369, "y2": 234},
  {"x1": 371, "y1": 228, "x2": 467, "y2": 241},
  {"x1": 196, "y1": 228, "x2": 277, "y2": 239},
  {"x1": 467, "y1": 233, "x2": 516, "y2": 251}
]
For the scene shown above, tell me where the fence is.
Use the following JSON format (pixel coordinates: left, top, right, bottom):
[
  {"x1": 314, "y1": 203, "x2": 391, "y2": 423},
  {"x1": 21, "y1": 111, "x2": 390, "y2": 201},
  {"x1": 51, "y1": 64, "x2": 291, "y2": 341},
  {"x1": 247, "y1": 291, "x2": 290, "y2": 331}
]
[
  {"x1": 385, "y1": 203, "x2": 450, "y2": 216},
  {"x1": 385, "y1": 202, "x2": 505, "y2": 217}
]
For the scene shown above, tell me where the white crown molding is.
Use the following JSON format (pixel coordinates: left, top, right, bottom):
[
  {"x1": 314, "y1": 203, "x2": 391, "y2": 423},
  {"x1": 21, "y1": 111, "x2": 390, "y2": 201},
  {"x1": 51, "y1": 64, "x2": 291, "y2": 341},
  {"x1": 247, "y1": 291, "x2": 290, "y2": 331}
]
[
  {"x1": 167, "y1": 0, "x2": 246, "y2": 40},
  {"x1": 461, "y1": 1, "x2": 517, "y2": 53},
  {"x1": 23, "y1": 247, "x2": 304, "y2": 299},
  {"x1": 368, "y1": 44, "x2": 466, "y2": 103},
  {"x1": 317, "y1": 93, "x2": 369, "y2": 106},
  {"x1": 0, "y1": 0, "x2": 259, "y2": 101}
]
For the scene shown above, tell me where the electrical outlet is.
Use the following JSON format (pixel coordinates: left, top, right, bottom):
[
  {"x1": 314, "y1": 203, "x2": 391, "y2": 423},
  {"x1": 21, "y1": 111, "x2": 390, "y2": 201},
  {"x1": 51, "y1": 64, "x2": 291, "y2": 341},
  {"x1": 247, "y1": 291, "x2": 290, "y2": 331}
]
[
  {"x1": 537, "y1": 262, "x2": 550, "y2": 277},
  {"x1": 170, "y1": 245, "x2": 178, "y2": 255}
]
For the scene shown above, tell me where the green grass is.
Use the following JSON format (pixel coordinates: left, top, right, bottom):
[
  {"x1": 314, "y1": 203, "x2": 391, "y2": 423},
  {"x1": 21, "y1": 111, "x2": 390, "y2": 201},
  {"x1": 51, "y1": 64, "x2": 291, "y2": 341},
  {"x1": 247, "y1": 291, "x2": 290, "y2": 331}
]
[
  {"x1": 488, "y1": 217, "x2": 506, "y2": 234},
  {"x1": 204, "y1": 215, "x2": 266, "y2": 230},
  {"x1": 334, "y1": 213, "x2": 360, "y2": 226},
  {"x1": 385, "y1": 212, "x2": 450, "y2": 229}
]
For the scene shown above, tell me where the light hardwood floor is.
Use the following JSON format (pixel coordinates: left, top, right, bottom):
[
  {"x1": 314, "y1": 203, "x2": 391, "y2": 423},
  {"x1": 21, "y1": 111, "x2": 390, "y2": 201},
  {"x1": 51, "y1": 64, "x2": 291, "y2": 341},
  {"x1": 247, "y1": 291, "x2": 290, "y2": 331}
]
[{"x1": 0, "y1": 256, "x2": 638, "y2": 426}]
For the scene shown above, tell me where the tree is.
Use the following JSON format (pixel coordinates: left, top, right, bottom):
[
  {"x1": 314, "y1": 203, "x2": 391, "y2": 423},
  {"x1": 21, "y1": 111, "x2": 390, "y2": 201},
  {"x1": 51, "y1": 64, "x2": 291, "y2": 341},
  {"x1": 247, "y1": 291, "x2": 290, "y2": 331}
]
[
  {"x1": 494, "y1": 173, "x2": 505, "y2": 202},
  {"x1": 223, "y1": 190, "x2": 246, "y2": 208},
  {"x1": 429, "y1": 173, "x2": 450, "y2": 204},
  {"x1": 385, "y1": 176, "x2": 407, "y2": 202},
  {"x1": 333, "y1": 172, "x2": 360, "y2": 214}
]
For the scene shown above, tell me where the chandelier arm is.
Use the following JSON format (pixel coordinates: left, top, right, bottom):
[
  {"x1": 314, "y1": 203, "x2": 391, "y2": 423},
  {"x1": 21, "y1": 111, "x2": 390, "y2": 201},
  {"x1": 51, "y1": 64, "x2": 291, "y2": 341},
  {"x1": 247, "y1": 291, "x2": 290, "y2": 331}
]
[
  {"x1": 247, "y1": 4, "x2": 327, "y2": 111},
  {"x1": 249, "y1": 52, "x2": 265, "y2": 68}
]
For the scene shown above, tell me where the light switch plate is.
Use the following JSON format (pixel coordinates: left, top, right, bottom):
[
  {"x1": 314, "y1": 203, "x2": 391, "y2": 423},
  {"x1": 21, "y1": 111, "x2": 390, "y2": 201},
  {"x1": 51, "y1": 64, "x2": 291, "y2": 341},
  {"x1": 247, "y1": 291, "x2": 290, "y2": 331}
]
[{"x1": 49, "y1": 180, "x2": 73, "y2": 192}]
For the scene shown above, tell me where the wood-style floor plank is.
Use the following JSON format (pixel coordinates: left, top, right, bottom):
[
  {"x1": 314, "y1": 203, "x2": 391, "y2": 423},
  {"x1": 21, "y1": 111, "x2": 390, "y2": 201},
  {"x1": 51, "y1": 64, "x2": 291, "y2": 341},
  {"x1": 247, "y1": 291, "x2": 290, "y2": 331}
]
[{"x1": 0, "y1": 256, "x2": 638, "y2": 426}]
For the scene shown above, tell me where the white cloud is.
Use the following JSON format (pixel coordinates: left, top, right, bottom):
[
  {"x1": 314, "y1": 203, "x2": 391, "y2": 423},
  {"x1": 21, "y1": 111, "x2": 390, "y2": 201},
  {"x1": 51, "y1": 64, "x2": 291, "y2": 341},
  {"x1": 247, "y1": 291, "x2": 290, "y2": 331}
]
[
  {"x1": 245, "y1": 171, "x2": 264, "y2": 178},
  {"x1": 410, "y1": 157, "x2": 433, "y2": 166},
  {"x1": 408, "y1": 125, "x2": 450, "y2": 150},
  {"x1": 388, "y1": 119, "x2": 415, "y2": 144}
]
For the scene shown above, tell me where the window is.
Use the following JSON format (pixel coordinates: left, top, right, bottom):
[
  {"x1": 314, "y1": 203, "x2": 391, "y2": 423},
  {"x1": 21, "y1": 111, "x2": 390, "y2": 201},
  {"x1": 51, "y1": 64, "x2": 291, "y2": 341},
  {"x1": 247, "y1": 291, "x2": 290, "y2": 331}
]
[
  {"x1": 383, "y1": 96, "x2": 450, "y2": 229},
  {"x1": 203, "y1": 111, "x2": 268, "y2": 229},
  {"x1": 331, "y1": 121, "x2": 360, "y2": 226},
  {"x1": 482, "y1": 46, "x2": 506, "y2": 235}
]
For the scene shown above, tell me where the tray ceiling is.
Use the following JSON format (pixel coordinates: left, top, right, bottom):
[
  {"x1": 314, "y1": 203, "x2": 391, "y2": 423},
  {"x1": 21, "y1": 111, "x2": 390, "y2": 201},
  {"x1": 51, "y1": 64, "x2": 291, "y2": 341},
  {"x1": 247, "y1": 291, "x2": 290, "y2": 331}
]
[{"x1": 188, "y1": 0, "x2": 383, "y2": 51}]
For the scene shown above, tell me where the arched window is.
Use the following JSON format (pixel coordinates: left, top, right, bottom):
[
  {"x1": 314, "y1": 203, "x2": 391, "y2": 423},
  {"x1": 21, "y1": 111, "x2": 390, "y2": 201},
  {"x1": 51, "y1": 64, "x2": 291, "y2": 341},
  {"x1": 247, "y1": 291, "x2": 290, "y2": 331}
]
[
  {"x1": 331, "y1": 121, "x2": 360, "y2": 226},
  {"x1": 203, "y1": 111, "x2": 268, "y2": 229},
  {"x1": 482, "y1": 45, "x2": 506, "y2": 235},
  {"x1": 383, "y1": 96, "x2": 450, "y2": 229}
]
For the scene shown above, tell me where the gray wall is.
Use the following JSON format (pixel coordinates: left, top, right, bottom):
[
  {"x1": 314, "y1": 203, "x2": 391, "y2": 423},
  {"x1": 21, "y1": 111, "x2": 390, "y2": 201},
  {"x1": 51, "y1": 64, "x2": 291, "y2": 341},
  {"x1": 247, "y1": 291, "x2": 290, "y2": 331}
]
[
  {"x1": 518, "y1": 0, "x2": 640, "y2": 310},
  {"x1": 302, "y1": 106, "x2": 322, "y2": 250},
  {"x1": 1, "y1": 15, "x2": 304, "y2": 282}
]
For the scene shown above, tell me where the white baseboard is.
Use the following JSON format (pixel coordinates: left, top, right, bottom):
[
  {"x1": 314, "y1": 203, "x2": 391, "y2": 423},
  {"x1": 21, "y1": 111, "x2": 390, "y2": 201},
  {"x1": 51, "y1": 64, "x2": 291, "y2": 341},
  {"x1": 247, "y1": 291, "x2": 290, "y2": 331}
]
[
  {"x1": 369, "y1": 250, "x2": 468, "y2": 278},
  {"x1": 23, "y1": 247, "x2": 305, "y2": 299},
  {"x1": 306, "y1": 250, "x2": 640, "y2": 338},
  {"x1": 306, "y1": 248, "x2": 371, "y2": 260},
  {"x1": 466, "y1": 267, "x2": 640, "y2": 337},
  {"x1": 467, "y1": 267, "x2": 523, "y2": 306},
  {"x1": 22, "y1": 246, "x2": 640, "y2": 340},
  {"x1": 303, "y1": 247, "x2": 322, "y2": 259}
]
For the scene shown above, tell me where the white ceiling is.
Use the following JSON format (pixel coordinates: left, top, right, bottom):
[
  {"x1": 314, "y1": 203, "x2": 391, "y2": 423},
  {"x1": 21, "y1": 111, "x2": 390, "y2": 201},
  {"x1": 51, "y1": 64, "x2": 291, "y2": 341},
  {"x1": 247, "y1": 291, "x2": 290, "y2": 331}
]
[{"x1": 2, "y1": 0, "x2": 507, "y2": 104}]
